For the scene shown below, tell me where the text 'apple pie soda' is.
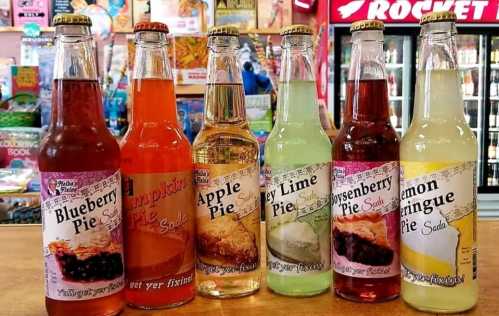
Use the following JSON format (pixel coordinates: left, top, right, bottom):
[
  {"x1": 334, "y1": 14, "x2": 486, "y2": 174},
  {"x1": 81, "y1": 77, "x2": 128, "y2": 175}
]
[
  {"x1": 193, "y1": 25, "x2": 261, "y2": 298},
  {"x1": 332, "y1": 20, "x2": 401, "y2": 302},
  {"x1": 38, "y1": 14, "x2": 124, "y2": 316},
  {"x1": 264, "y1": 25, "x2": 332, "y2": 297},
  {"x1": 120, "y1": 22, "x2": 195, "y2": 309},
  {"x1": 400, "y1": 11, "x2": 478, "y2": 313}
]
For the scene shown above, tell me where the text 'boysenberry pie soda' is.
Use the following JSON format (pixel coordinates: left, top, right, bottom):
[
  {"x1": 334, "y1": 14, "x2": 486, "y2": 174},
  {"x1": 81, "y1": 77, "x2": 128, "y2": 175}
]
[{"x1": 38, "y1": 14, "x2": 124, "y2": 316}]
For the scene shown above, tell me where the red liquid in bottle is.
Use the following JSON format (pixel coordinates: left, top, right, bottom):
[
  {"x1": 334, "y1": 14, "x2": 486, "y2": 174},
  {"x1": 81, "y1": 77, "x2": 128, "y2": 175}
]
[{"x1": 333, "y1": 79, "x2": 400, "y2": 302}]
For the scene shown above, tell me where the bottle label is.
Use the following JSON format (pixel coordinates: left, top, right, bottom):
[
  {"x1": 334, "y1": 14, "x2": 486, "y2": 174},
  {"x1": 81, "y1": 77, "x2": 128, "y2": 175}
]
[
  {"x1": 41, "y1": 170, "x2": 124, "y2": 301},
  {"x1": 332, "y1": 161, "x2": 400, "y2": 278},
  {"x1": 194, "y1": 163, "x2": 260, "y2": 276},
  {"x1": 400, "y1": 161, "x2": 477, "y2": 288},
  {"x1": 264, "y1": 163, "x2": 331, "y2": 276},
  {"x1": 122, "y1": 171, "x2": 195, "y2": 292}
]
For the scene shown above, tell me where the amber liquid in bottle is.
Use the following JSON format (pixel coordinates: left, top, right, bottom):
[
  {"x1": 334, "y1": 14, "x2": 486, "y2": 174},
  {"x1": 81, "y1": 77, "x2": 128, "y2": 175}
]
[{"x1": 39, "y1": 21, "x2": 123, "y2": 316}]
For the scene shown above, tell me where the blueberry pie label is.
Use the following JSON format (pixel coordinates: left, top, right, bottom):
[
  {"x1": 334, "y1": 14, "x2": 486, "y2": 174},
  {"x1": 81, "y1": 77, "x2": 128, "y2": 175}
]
[
  {"x1": 264, "y1": 163, "x2": 331, "y2": 276},
  {"x1": 332, "y1": 161, "x2": 400, "y2": 278},
  {"x1": 194, "y1": 163, "x2": 260, "y2": 276},
  {"x1": 41, "y1": 170, "x2": 124, "y2": 301},
  {"x1": 400, "y1": 161, "x2": 477, "y2": 288}
]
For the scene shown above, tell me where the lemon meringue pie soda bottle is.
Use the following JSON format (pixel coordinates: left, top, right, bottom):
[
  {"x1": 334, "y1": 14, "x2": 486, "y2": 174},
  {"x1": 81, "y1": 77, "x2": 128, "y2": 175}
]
[
  {"x1": 193, "y1": 26, "x2": 261, "y2": 298},
  {"x1": 264, "y1": 25, "x2": 332, "y2": 296},
  {"x1": 400, "y1": 11, "x2": 478, "y2": 313}
]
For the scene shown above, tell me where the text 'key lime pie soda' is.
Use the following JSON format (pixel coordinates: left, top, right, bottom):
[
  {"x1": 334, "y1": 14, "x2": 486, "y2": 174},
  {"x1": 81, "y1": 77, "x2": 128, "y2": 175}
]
[
  {"x1": 264, "y1": 25, "x2": 332, "y2": 297},
  {"x1": 193, "y1": 25, "x2": 261, "y2": 298},
  {"x1": 400, "y1": 11, "x2": 478, "y2": 313}
]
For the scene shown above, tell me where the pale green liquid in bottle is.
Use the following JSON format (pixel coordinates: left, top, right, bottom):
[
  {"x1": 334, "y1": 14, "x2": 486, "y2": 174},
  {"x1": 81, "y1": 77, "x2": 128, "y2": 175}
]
[{"x1": 265, "y1": 80, "x2": 332, "y2": 296}]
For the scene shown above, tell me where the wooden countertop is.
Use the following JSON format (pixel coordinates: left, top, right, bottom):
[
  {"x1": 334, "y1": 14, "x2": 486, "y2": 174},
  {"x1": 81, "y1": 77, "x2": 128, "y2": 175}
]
[{"x1": 1, "y1": 221, "x2": 498, "y2": 316}]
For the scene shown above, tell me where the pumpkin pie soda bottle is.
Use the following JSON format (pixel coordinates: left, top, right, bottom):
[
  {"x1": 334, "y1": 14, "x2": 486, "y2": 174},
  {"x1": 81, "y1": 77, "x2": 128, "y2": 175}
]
[
  {"x1": 193, "y1": 25, "x2": 261, "y2": 298},
  {"x1": 38, "y1": 14, "x2": 124, "y2": 316},
  {"x1": 264, "y1": 25, "x2": 332, "y2": 296},
  {"x1": 332, "y1": 20, "x2": 400, "y2": 302},
  {"x1": 400, "y1": 11, "x2": 478, "y2": 313},
  {"x1": 121, "y1": 22, "x2": 195, "y2": 309}
]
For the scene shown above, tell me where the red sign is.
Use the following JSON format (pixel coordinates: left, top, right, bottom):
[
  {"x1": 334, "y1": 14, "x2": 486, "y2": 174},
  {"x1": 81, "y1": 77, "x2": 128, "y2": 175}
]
[{"x1": 331, "y1": 0, "x2": 499, "y2": 24}]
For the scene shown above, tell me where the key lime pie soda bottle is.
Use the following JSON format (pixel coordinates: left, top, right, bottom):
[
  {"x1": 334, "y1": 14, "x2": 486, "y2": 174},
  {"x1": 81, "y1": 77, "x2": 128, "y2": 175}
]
[
  {"x1": 121, "y1": 22, "x2": 195, "y2": 309},
  {"x1": 400, "y1": 11, "x2": 478, "y2": 313},
  {"x1": 264, "y1": 25, "x2": 332, "y2": 296},
  {"x1": 39, "y1": 14, "x2": 124, "y2": 316},
  {"x1": 193, "y1": 26, "x2": 261, "y2": 298},
  {"x1": 332, "y1": 20, "x2": 400, "y2": 302}
]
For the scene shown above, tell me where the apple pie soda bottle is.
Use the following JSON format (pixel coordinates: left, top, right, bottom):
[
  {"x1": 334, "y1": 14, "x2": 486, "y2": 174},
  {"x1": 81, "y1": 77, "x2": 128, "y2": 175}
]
[
  {"x1": 332, "y1": 20, "x2": 400, "y2": 302},
  {"x1": 193, "y1": 26, "x2": 261, "y2": 298},
  {"x1": 121, "y1": 22, "x2": 195, "y2": 309},
  {"x1": 38, "y1": 14, "x2": 124, "y2": 316},
  {"x1": 400, "y1": 11, "x2": 478, "y2": 313},
  {"x1": 264, "y1": 25, "x2": 332, "y2": 296}
]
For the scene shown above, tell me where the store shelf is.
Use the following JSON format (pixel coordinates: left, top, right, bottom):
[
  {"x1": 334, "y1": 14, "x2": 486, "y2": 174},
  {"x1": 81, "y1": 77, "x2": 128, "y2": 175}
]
[
  {"x1": 0, "y1": 26, "x2": 54, "y2": 33},
  {"x1": 489, "y1": 127, "x2": 499, "y2": 132},
  {"x1": 490, "y1": 96, "x2": 499, "y2": 101},
  {"x1": 458, "y1": 64, "x2": 481, "y2": 69},
  {"x1": 0, "y1": 192, "x2": 39, "y2": 198},
  {"x1": 389, "y1": 96, "x2": 403, "y2": 101},
  {"x1": 176, "y1": 84, "x2": 204, "y2": 95},
  {"x1": 463, "y1": 96, "x2": 480, "y2": 101},
  {"x1": 386, "y1": 63, "x2": 403, "y2": 69},
  {"x1": 491, "y1": 64, "x2": 499, "y2": 69},
  {"x1": 488, "y1": 159, "x2": 499, "y2": 163}
]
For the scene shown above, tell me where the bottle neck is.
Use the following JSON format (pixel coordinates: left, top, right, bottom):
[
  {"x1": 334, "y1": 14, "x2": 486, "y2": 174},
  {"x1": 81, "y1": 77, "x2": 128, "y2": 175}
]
[
  {"x1": 51, "y1": 25, "x2": 105, "y2": 129},
  {"x1": 204, "y1": 35, "x2": 246, "y2": 125},
  {"x1": 414, "y1": 22, "x2": 465, "y2": 122},
  {"x1": 345, "y1": 30, "x2": 389, "y2": 122},
  {"x1": 276, "y1": 34, "x2": 319, "y2": 124},
  {"x1": 131, "y1": 31, "x2": 177, "y2": 124}
]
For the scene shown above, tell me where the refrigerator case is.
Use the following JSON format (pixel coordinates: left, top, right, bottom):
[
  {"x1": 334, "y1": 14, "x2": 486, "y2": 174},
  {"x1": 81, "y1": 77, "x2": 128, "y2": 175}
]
[
  {"x1": 336, "y1": 34, "x2": 413, "y2": 136},
  {"x1": 487, "y1": 36, "x2": 499, "y2": 187}
]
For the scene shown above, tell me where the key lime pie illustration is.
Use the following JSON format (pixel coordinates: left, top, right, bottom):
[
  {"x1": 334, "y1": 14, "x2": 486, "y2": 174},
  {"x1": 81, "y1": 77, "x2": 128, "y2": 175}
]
[
  {"x1": 48, "y1": 224, "x2": 123, "y2": 282},
  {"x1": 197, "y1": 214, "x2": 258, "y2": 266},
  {"x1": 267, "y1": 221, "x2": 321, "y2": 264},
  {"x1": 333, "y1": 212, "x2": 394, "y2": 266}
]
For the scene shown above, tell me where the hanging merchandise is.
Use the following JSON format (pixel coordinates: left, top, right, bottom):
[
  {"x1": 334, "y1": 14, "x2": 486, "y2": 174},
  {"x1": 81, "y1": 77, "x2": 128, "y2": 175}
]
[
  {"x1": 214, "y1": 0, "x2": 256, "y2": 31},
  {"x1": 13, "y1": 0, "x2": 49, "y2": 27}
]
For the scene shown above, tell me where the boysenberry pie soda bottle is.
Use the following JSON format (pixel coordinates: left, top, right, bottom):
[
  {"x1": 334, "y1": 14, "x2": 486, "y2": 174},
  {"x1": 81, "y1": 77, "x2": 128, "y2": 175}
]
[
  {"x1": 38, "y1": 14, "x2": 124, "y2": 316},
  {"x1": 121, "y1": 22, "x2": 195, "y2": 309},
  {"x1": 332, "y1": 20, "x2": 400, "y2": 302}
]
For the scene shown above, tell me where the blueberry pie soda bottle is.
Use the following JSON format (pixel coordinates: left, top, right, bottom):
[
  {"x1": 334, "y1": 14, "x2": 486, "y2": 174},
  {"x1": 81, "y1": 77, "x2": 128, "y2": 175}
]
[
  {"x1": 332, "y1": 20, "x2": 400, "y2": 302},
  {"x1": 38, "y1": 14, "x2": 124, "y2": 316}
]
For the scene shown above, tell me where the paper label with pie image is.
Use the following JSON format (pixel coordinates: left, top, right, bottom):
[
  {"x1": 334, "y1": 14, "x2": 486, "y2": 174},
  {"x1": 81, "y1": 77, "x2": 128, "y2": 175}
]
[
  {"x1": 41, "y1": 170, "x2": 124, "y2": 301},
  {"x1": 264, "y1": 163, "x2": 331, "y2": 276},
  {"x1": 400, "y1": 161, "x2": 477, "y2": 288},
  {"x1": 122, "y1": 171, "x2": 195, "y2": 292},
  {"x1": 332, "y1": 161, "x2": 400, "y2": 278},
  {"x1": 194, "y1": 163, "x2": 260, "y2": 276}
]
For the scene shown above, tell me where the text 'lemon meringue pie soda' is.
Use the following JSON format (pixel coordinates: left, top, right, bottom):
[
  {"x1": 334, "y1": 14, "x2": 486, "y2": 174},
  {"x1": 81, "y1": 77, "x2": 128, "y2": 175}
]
[
  {"x1": 38, "y1": 14, "x2": 124, "y2": 316},
  {"x1": 264, "y1": 25, "x2": 332, "y2": 297},
  {"x1": 120, "y1": 22, "x2": 196, "y2": 309},
  {"x1": 193, "y1": 25, "x2": 261, "y2": 298},
  {"x1": 332, "y1": 20, "x2": 400, "y2": 302},
  {"x1": 400, "y1": 11, "x2": 478, "y2": 313}
]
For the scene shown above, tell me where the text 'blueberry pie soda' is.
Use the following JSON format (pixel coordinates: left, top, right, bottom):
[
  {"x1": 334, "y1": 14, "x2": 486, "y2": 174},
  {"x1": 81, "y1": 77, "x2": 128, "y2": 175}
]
[
  {"x1": 193, "y1": 26, "x2": 261, "y2": 298},
  {"x1": 264, "y1": 25, "x2": 332, "y2": 297},
  {"x1": 120, "y1": 22, "x2": 195, "y2": 309},
  {"x1": 400, "y1": 11, "x2": 478, "y2": 313},
  {"x1": 38, "y1": 14, "x2": 124, "y2": 316},
  {"x1": 332, "y1": 20, "x2": 400, "y2": 302}
]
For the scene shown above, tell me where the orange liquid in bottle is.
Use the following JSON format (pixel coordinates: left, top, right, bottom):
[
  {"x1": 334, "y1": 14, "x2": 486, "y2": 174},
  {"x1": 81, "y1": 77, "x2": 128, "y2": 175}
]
[{"x1": 121, "y1": 78, "x2": 195, "y2": 309}]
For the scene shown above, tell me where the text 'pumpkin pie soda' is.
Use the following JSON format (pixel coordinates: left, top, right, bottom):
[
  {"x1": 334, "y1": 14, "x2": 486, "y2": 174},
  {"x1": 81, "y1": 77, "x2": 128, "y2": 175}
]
[
  {"x1": 120, "y1": 22, "x2": 196, "y2": 309},
  {"x1": 264, "y1": 24, "x2": 332, "y2": 297},
  {"x1": 400, "y1": 11, "x2": 478, "y2": 313},
  {"x1": 38, "y1": 14, "x2": 124, "y2": 316},
  {"x1": 332, "y1": 20, "x2": 401, "y2": 302},
  {"x1": 193, "y1": 25, "x2": 261, "y2": 298}
]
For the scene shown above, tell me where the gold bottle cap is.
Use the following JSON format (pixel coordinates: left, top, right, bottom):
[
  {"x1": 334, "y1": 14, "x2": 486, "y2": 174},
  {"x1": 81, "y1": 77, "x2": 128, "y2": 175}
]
[
  {"x1": 134, "y1": 21, "x2": 169, "y2": 33},
  {"x1": 350, "y1": 20, "x2": 384, "y2": 33},
  {"x1": 280, "y1": 24, "x2": 313, "y2": 36},
  {"x1": 420, "y1": 11, "x2": 457, "y2": 25},
  {"x1": 207, "y1": 25, "x2": 239, "y2": 37},
  {"x1": 53, "y1": 13, "x2": 92, "y2": 27}
]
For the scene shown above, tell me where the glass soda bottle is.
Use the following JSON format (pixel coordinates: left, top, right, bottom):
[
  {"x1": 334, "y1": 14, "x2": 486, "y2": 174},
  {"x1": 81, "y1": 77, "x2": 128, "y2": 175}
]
[
  {"x1": 38, "y1": 14, "x2": 124, "y2": 316},
  {"x1": 120, "y1": 22, "x2": 195, "y2": 309},
  {"x1": 400, "y1": 11, "x2": 478, "y2": 313},
  {"x1": 193, "y1": 26, "x2": 261, "y2": 298},
  {"x1": 332, "y1": 20, "x2": 400, "y2": 302},
  {"x1": 264, "y1": 25, "x2": 332, "y2": 296}
]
